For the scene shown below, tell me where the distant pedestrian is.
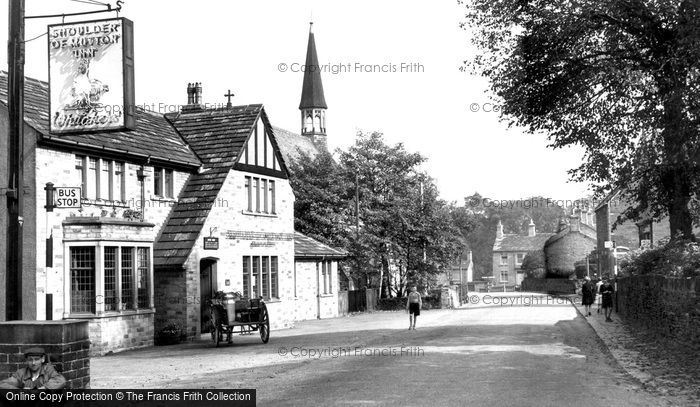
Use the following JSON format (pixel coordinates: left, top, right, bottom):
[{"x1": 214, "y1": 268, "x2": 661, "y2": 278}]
[
  {"x1": 595, "y1": 277, "x2": 604, "y2": 314},
  {"x1": 406, "y1": 286, "x2": 422, "y2": 330},
  {"x1": 600, "y1": 277, "x2": 615, "y2": 322},
  {"x1": 581, "y1": 276, "x2": 595, "y2": 316}
]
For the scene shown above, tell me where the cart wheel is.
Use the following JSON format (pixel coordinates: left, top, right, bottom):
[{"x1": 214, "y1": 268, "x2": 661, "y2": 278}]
[
  {"x1": 214, "y1": 325, "x2": 221, "y2": 347},
  {"x1": 259, "y1": 303, "x2": 270, "y2": 344}
]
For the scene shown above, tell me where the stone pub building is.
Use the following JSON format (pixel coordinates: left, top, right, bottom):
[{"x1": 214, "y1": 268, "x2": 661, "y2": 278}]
[{"x1": 0, "y1": 22, "x2": 344, "y2": 356}]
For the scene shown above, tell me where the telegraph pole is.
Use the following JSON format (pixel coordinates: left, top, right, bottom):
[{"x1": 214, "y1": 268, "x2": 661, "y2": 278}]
[{"x1": 6, "y1": 0, "x2": 25, "y2": 321}]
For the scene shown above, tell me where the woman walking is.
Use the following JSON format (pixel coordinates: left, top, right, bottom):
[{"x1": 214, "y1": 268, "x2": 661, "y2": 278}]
[{"x1": 581, "y1": 276, "x2": 595, "y2": 316}]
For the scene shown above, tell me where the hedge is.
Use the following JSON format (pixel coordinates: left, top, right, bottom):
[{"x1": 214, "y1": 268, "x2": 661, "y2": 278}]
[{"x1": 376, "y1": 294, "x2": 441, "y2": 311}]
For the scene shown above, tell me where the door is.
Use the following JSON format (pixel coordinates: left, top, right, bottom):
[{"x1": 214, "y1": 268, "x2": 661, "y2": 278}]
[{"x1": 200, "y1": 258, "x2": 218, "y2": 334}]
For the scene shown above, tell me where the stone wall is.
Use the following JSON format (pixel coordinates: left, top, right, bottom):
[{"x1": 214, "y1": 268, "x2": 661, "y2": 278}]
[
  {"x1": 86, "y1": 312, "x2": 154, "y2": 356},
  {"x1": 616, "y1": 275, "x2": 700, "y2": 346},
  {"x1": 0, "y1": 321, "x2": 90, "y2": 389},
  {"x1": 521, "y1": 278, "x2": 577, "y2": 294},
  {"x1": 545, "y1": 232, "x2": 596, "y2": 276},
  {"x1": 154, "y1": 269, "x2": 188, "y2": 340}
]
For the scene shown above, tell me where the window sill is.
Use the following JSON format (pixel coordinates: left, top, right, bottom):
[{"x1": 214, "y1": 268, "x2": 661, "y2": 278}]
[
  {"x1": 319, "y1": 293, "x2": 334, "y2": 298},
  {"x1": 263, "y1": 298, "x2": 282, "y2": 303},
  {"x1": 67, "y1": 308, "x2": 156, "y2": 319},
  {"x1": 80, "y1": 198, "x2": 129, "y2": 208},
  {"x1": 241, "y1": 211, "x2": 278, "y2": 218},
  {"x1": 150, "y1": 196, "x2": 176, "y2": 202}
]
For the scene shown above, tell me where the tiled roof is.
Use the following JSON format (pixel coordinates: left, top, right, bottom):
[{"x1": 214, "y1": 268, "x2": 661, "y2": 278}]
[
  {"x1": 294, "y1": 232, "x2": 347, "y2": 258},
  {"x1": 272, "y1": 126, "x2": 319, "y2": 164},
  {"x1": 155, "y1": 105, "x2": 283, "y2": 268},
  {"x1": 493, "y1": 233, "x2": 555, "y2": 252},
  {"x1": 0, "y1": 72, "x2": 200, "y2": 167},
  {"x1": 165, "y1": 105, "x2": 263, "y2": 168},
  {"x1": 545, "y1": 222, "x2": 597, "y2": 246}
]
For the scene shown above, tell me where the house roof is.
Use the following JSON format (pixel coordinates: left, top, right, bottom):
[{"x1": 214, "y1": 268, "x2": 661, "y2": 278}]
[
  {"x1": 299, "y1": 24, "x2": 327, "y2": 110},
  {"x1": 165, "y1": 105, "x2": 263, "y2": 169},
  {"x1": 0, "y1": 72, "x2": 200, "y2": 168},
  {"x1": 272, "y1": 126, "x2": 319, "y2": 164},
  {"x1": 294, "y1": 232, "x2": 347, "y2": 259},
  {"x1": 493, "y1": 233, "x2": 556, "y2": 252},
  {"x1": 545, "y1": 222, "x2": 597, "y2": 246},
  {"x1": 155, "y1": 105, "x2": 288, "y2": 268},
  {"x1": 594, "y1": 188, "x2": 621, "y2": 212},
  {"x1": 153, "y1": 166, "x2": 230, "y2": 267}
]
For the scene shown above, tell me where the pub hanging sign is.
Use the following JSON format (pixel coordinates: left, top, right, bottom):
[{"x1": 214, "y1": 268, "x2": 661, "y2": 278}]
[{"x1": 48, "y1": 17, "x2": 135, "y2": 133}]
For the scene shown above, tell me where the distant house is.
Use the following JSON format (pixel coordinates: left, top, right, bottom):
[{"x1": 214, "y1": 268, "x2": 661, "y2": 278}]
[
  {"x1": 492, "y1": 215, "x2": 597, "y2": 283},
  {"x1": 439, "y1": 247, "x2": 473, "y2": 286},
  {"x1": 595, "y1": 189, "x2": 673, "y2": 276},
  {"x1": 544, "y1": 215, "x2": 596, "y2": 277},
  {"x1": 492, "y1": 220, "x2": 554, "y2": 285}
]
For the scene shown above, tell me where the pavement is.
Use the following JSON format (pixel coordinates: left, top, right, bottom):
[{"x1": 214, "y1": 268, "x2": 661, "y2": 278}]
[
  {"x1": 570, "y1": 296, "x2": 700, "y2": 406},
  {"x1": 90, "y1": 294, "x2": 684, "y2": 407}
]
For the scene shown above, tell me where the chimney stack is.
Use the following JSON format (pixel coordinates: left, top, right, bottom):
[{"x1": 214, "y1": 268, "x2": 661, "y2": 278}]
[
  {"x1": 528, "y1": 219, "x2": 536, "y2": 237},
  {"x1": 186, "y1": 83, "x2": 194, "y2": 105},
  {"x1": 194, "y1": 82, "x2": 202, "y2": 105},
  {"x1": 183, "y1": 82, "x2": 203, "y2": 113},
  {"x1": 496, "y1": 220, "x2": 504, "y2": 239},
  {"x1": 569, "y1": 214, "x2": 580, "y2": 232}
]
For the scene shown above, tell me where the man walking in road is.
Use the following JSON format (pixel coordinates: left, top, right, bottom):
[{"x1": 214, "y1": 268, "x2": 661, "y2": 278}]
[{"x1": 406, "y1": 285, "x2": 422, "y2": 330}]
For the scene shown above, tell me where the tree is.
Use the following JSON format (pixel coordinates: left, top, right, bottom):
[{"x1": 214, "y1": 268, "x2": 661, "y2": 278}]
[
  {"x1": 287, "y1": 149, "x2": 353, "y2": 249},
  {"x1": 521, "y1": 250, "x2": 546, "y2": 279},
  {"x1": 339, "y1": 132, "x2": 463, "y2": 296},
  {"x1": 463, "y1": 0, "x2": 700, "y2": 239},
  {"x1": 287, "y1": 132, "x2": 465, "y2": 296}
]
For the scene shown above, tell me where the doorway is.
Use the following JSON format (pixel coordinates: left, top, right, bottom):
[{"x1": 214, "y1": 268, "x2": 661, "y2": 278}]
[{"x1": 200, "y1": 258, "x2": 218, "y2": 334}]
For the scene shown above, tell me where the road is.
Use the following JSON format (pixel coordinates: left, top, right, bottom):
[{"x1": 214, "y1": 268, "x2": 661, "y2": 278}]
[{"x1": 92, "y1": 298, "x2": 671, "y2": 406}]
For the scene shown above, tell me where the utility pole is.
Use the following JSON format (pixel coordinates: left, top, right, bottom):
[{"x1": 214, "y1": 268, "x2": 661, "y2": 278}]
[
  {"x1": 420, "y1": 181, "x2": 426, "y2": 262},
  {"x1": 355, "y1": 169, "x2": 359, "y2": 234},
  {"x1": 6, "y1": 0, "x2": 25, "y2": 321}
]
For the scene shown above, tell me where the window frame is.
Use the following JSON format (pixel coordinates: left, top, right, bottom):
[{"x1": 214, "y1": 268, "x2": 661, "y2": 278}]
[
  {"x1": 515, "y1": 253, "x2": 525, "y2": 266},
  {"x1": 153, "y1": 167, "x2": 175, "y2": 199},
  {"x1": 243, "y1": 175, "x2": 278, "y2": 216},
  {"x1": 75, "y1": 155, "x2": 126, "y2": 203},
  {"x1": 242, "y1": 255, "x2": 279, "y2": 300},
  {"x1": 65, "y1": 242, "x2": 153, "y2": 317}
]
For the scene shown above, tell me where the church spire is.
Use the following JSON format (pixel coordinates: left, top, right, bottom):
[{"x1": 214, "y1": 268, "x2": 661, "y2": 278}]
[
  {"x1": 299, "y1": 21, "x2": 327, "y2": 110},
  {"x1": 299, "y1": 21, "x2": 328, "y2": 151}
]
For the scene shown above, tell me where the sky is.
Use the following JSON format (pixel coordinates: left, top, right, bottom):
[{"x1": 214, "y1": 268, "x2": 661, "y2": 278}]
[{"x1": 1, "y1": 0, "x2": 591, "y2": 206}]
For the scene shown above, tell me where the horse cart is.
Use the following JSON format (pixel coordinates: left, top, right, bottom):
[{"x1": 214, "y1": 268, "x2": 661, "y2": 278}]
[{"x1": 209, "y1": 296, "x2": 270, "y2": 347}]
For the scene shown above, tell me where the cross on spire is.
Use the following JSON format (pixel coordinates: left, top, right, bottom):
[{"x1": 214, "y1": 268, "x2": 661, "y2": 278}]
[{"x1": 224, "y1": 89, "x2": 235, "y2": 108}]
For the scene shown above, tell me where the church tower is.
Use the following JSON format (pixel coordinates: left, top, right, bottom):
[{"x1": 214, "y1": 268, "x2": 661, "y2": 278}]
[{"x1": 299, "y1": 21, "x2": 328, "y2": 151}]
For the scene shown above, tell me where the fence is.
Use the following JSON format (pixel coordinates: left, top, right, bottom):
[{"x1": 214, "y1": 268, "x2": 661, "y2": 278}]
[
  {"x1": 338, "y1": 291, "x2": 349, "y2": 316},
  {"x1": 338, "y1": 289, "x2": 379, "y2": 314}
]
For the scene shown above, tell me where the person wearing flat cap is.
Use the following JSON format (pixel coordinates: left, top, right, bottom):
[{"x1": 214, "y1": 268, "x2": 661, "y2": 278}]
[{"x1": 0, "y1": 347, "x2": 66, "y2": 390}]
